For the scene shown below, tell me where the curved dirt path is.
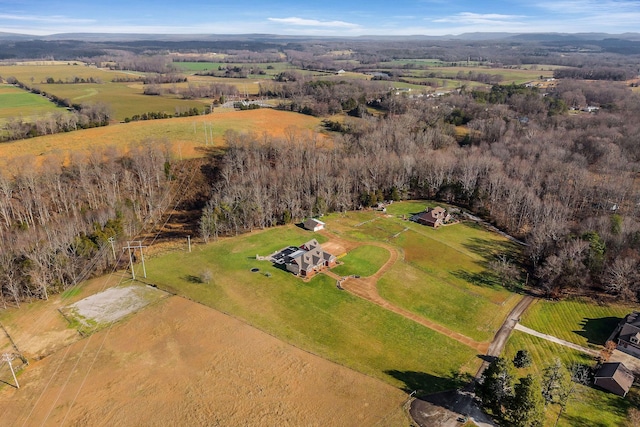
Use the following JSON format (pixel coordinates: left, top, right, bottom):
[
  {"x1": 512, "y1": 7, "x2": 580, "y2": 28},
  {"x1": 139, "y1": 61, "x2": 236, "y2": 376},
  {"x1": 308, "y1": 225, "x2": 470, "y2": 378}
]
[{"x1": 320, "y1": 229, "x2": 488, "y2": 353}]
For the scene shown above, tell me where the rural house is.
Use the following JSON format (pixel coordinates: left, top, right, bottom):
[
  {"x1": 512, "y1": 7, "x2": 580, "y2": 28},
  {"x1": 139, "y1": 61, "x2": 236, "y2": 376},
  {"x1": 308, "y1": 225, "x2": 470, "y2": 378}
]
[
  {"x1": 285, "y1": 239, "x2": 336, "y2": 278},
  {"x1": 594, "y1": 362, "x2": 635, "y2": 397},
  {"x1": 616, "y1": 311, "x2": 640, "y2": 358},
  {"x1": 303, "y1": 218, "x2": 325, "y2": 232},
  {"x1": 413, "y1": 206, "x2": 450, "y2": 228}
]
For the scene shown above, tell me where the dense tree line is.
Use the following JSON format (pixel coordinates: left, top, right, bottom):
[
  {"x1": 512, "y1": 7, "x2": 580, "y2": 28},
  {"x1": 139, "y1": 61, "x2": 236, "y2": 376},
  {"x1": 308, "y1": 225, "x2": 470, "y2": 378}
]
[
  {"x1": 123, "y1": 107, "x2": 205, "y2": 122},
  {"x1": 553, "y1": 67, "x2": 637, "y2": 81},
  {"x1": 260, "y1": 79, "x2": 391, "y2": 117},
  {"x1": 144, "y1": 82, "x2": 239, "y2": 100},
  {"x1": 0, "y1": 144, "x2": 174, "y2": 307},
  {"x1": 1, "y1": 103, "x2": 112, "y2": 141},
  {"x1": 201, "y1": 82, "x2": 640, "y2": 301}
]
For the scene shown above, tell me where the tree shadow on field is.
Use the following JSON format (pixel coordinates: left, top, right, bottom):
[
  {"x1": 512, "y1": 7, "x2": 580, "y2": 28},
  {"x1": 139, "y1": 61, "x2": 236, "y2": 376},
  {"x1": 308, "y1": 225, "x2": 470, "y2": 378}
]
[
  {"x1": 386, "y1": 369, "x2": 471, "y2": 395},
  {"x1": 560, "y1": 414, "x2": 609, "y2": 427},
  {"x1": 574, "y1": 317, "x2": 623, "y2": 346},
  {"x1": 463, "y1": 237, "x2": 520, "y2": 262},
  {"x1": 453, "y1": 269, "x2": 501, "y2": 289}
]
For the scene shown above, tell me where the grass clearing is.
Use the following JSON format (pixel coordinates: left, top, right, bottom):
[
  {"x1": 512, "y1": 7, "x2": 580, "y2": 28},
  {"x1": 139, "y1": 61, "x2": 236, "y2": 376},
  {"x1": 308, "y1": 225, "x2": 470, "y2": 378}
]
[
  {"x1": 0, "y1": 84, "x2": 67, "y2": 121},
  {"x1": 332, "y1": 244, "x2": 390, "y2": 277},
  {"x1": 144, "y1": 225, "x2": 479, "y2": 392},
  {"x1": 0, "y1": 108, "x2": 323, "y2": 169},
  {"x1": 520, "y1": 298, "x2": 633, "y2": 350},
  {"x1": 504, "y1": 330, "x2": 635, "y2": 427},
  {"x1": 323, "y1": 202, "x2": 520, "y2": 343}
]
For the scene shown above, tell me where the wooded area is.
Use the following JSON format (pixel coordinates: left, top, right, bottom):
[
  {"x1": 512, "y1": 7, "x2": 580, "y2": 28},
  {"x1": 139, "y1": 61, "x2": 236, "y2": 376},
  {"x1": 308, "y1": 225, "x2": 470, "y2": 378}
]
[
  {"x1": 201, "y1": 79, "x2": 640, "y2": 302},
  {"x1": 2, "y1": 34, "x2": 640, "y2": 307},
  {"x1": 0, "y1": 144, "x2": 173, "y2": 306}
]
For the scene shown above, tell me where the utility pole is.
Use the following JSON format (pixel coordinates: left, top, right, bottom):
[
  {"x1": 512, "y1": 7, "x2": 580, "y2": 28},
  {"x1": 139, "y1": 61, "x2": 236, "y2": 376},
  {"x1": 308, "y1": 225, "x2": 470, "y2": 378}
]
[
  {"x1": 108, "y1": 237, "x2": 116, "y2": 261},
  {"x1": 123, "y1": 241, "x2": 147, "y2": 280},
  {"x1": 2, "y1": 353, "x2": 19, "y2": 388}
]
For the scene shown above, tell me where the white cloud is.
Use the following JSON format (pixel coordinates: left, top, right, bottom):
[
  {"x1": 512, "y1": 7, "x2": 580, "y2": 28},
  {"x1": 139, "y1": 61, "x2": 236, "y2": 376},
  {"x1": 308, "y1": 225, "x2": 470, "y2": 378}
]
[
  {"x1": 268, "y1": 17, "x2": 360, "y2": 29},
  {"x1": 433, "y1": 12, "x2": 525, "y2": 26},
  {"x1": 536, "y1": 0, "x2": 640, "y2": 14},
  {"x1": 0, "y1": 13, "x2": 94, "y2": 24}
]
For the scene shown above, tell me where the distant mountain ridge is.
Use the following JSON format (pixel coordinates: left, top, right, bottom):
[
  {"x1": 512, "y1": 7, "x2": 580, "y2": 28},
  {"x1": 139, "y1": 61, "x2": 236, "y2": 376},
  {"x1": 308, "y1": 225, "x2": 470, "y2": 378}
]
[{"x1": 1, "y1": 31, "x2": 640, "y2": 42}]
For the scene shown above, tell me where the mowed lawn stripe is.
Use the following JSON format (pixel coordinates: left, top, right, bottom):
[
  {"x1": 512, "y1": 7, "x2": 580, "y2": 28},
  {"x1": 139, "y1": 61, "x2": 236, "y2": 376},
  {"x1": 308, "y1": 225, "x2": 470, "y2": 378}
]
[{"x1": 519, "y1": 299, "x2": 633, "y2": 350}]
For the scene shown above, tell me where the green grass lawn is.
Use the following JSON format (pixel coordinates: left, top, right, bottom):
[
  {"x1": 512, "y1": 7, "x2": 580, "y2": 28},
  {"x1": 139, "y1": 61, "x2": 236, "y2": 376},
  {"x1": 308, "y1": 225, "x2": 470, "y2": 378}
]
[
  {"x1": 332, "y1": 244, "x2": 390, "y2": 277},
  {"x1": 504, "y1": 331, "x2": 635, "y2": 427},
  {"x1": 323, "y1": 203, "x2": 522, "y2": 343},
  {"x1": 37, "y1": 82, "x2": 207, "y2": 121},
  {"x1": 520, "y1": 299, "x2": 633, "y2": 350},
  {"x1": 0, "y1": 84, "x2": 67, "y2": 121},
  {"x1": 143, "y1": 225, "x2": 479, "y2": 392},
  {"x1": 173, "y1": 61, "x2": 291, "y2": 76},
  {"x1": 378, "y1": 259, "x2": 517, "y2": 343}
]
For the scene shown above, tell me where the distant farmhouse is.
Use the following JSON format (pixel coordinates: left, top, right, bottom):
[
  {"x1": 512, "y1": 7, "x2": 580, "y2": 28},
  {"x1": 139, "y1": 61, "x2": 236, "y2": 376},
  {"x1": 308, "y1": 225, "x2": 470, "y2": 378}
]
[
  {"x1": 282, "y1": 239, "x2": 337, "y2": 278},
  {"x1": 594, "y1": 362, "x2": 635, "y2": 397},
  {"x1": 616, "y1": 311, "x2": 640, "y2": 358},
  {"x1": 413, "y1": 206, "x2": 451, "y2": 228},
  {"x1": 303, "y1": 218, "x2": 325, "y2": 232}
]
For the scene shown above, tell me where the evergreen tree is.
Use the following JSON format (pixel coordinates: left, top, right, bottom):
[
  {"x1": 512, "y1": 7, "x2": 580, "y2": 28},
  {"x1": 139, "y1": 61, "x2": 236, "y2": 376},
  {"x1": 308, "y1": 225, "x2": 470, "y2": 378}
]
[
  {"x1": 477, "y1": 357, "x2": 514, "y2": 416},
  {"x1": 513, "y1": 349, "x2": 533, "y2": 368},
  {"x1": 507, "y1": 375, "x2": 545, "y2": 427}
]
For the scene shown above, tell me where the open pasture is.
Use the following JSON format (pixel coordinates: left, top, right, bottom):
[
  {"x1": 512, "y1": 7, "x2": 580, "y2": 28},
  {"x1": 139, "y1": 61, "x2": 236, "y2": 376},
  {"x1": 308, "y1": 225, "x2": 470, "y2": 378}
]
[
  {"x1": 144, "y1": 224, "x2": 480, "y2": 392},
  {"x1": 0, "y1": 64, "x2": 208, "y2": 121},
  {"x1": 315, "y1": 204, "x2": 520, "y2": 343},
  {"x1": 376, "y1": 220, "x2": 519, "y2": 342},
  {"x1": 504, "y1": 331, "x2": 636, "y2": 427},
  {"x1": 32, "y1": 81, "x2": 207, "y2": 121},
  {"x1": 0, "y1": 108, "x2": 323, "y2": 169},
  {"x1": 431, "y1": 66, "x2": 553, "y2": 84},
  {"x1": 173, "y1": 61, "x2": 291, "y2": 76},
  {"x1": 0, "y1": 84, "x2": 66, "y2": 121},
  {"x1": 0, "y1": 64, "x2": 132, "y2": 84}
]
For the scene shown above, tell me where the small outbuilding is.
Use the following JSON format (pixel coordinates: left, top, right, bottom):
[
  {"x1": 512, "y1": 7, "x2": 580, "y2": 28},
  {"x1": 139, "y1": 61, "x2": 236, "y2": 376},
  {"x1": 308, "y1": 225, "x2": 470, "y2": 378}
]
[
  {"x1": 594, "y1": 362, "x2": 635, "y2": 397},
  {"x1": 303, "y1": 218, "x2": 325, "y2": 232}
]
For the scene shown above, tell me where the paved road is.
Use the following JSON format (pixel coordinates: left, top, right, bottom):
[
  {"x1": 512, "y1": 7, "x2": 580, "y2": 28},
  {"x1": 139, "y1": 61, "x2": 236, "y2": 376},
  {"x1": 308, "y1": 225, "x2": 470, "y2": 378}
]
[
  {"x1": 411, "y1": 295, "x2": 535, "y2": 427},
  {"x1": 476, "y1": 295, "x2": 535, "y2": 377}
]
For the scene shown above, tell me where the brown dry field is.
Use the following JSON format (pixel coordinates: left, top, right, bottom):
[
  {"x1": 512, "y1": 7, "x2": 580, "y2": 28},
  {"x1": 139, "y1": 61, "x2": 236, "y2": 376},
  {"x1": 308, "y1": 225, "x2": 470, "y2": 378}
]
[
  {"x1": 0, "y1": 108, "x2": 324, "y2": 170},
  {"x1": 0, "y1": 290, "x2": 408, "y2": 426}
]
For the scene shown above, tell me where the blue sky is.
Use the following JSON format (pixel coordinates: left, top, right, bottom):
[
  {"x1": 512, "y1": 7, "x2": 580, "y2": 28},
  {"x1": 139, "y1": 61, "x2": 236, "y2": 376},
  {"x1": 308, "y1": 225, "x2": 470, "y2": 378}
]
[{"x1": 1, "y1": 0, "x2": 639, "y2": 36}]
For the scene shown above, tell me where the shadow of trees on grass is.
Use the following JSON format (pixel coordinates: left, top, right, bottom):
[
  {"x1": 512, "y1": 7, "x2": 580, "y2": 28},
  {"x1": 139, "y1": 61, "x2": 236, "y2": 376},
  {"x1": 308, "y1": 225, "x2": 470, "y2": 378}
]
[
  {"x1": 385, "y1": 369, "x2": 472, "y2": 395},
  {"x1": 574, "y1": 316, "x2": 623, "y2": 346}
]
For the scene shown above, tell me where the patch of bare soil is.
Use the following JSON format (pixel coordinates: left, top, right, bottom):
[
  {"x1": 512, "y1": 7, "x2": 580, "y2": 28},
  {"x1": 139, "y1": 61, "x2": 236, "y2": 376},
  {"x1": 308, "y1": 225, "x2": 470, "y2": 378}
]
[
  {"x1": 62, "y1": 284, "x2": 168, "y2": 325},
  {"x1": 0, "y1": 296, "x2": 408, "y2": 426}
]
